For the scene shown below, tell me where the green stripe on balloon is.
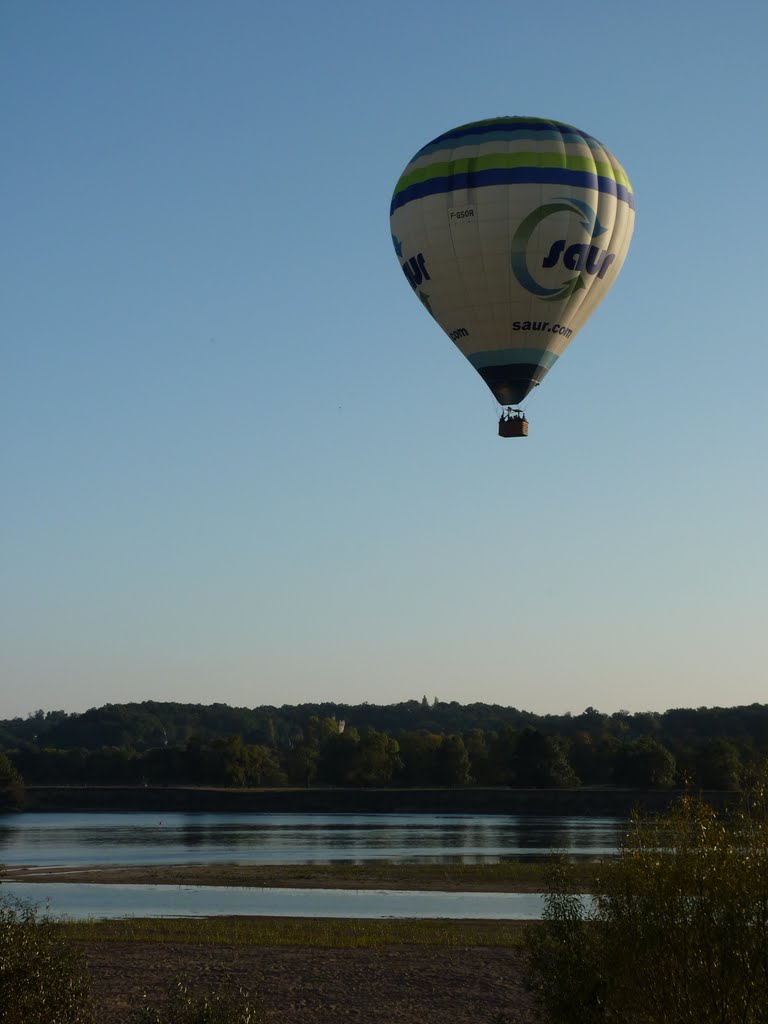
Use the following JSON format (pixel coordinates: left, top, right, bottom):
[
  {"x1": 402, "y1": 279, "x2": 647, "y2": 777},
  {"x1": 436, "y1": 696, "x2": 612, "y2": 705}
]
[{"x1": 394, "y1": 153, "x2": 631, "y2": 198}]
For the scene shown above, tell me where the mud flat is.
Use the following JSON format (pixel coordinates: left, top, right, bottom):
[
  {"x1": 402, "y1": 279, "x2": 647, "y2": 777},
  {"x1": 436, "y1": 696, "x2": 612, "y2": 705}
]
[{"x1": 79, "y1": 936, "x2": 537, "y2": 1024}]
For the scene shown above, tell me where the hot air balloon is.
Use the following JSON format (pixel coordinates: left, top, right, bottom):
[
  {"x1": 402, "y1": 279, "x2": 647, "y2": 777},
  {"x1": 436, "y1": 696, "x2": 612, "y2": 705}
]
[{"x1": 390, "y1": 117, "x2": 635, "y2": 436}]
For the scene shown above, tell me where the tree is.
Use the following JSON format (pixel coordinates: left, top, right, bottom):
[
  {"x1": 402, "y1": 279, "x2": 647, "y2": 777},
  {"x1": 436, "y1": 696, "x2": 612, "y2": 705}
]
[
  {"x1": 284, "y1": 741, "x2": 320, "y2": 787},
  {"x1": 349, "y1": 729, "x2": 402, "y2": 787},
  {"x1": 181, "y1": 736, "x2": 286, "y2": 787},
  {"x1": 465, "y1": 729, "x2": 491, "y2": 784},
  {"x1": 83, "y1": 746, "x2": 140, "y2": 785},
  {"x1": 142, "y1": 745, "x2": 185, "y2": 785},
  {"x1": 239, "y1": 743, "x2": 287, "y2": 786},
  {"x1": 285, "y1": 716, "x2": 342, "y2": 786},
  {"x1": 397, "y1": 732, "x2": 442, "y2": 786},
  {"x1": 515, "y1": 728, "x2": 578, "y2": 788},
  {"x1": 434, "y1": 735, "x2": 471, "y2": 786},
  {"x1": 525, "y1": 784, "x2": 768, "y2": 1023},
  {"x1": 576, "y1": 707, "x2": 607, "y2": 734},
  {"x1": 486, "y1": 725, "x2": 519, "y2": 785},
  {"x1": 316, "y1": 730, "x2": 360, "y2": 785},
  {"x1": 0, "y1": 752, "x2": 23, "y2": 810},
  {"x1": 613, "y1": 737, "x2": 676, "y2": 788},
  {"x1": 305, "y1": 715, "x2": 341, "y2": 747},
  {"x1": 568, "y1": 732, "x2": 620, "y2": 785},
  {"x1": 686, "y1": 738, "x2": 742, "y2": 790}
]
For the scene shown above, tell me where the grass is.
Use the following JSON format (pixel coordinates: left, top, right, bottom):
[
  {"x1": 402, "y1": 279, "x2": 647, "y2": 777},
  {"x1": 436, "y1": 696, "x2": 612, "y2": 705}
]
[{"x1": 55, "y1": 914, "x2": 530, "y2": 949}]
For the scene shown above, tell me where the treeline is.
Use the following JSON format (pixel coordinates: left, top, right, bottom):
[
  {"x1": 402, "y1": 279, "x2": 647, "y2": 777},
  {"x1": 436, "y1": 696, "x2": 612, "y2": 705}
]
[{"x1": 2, "y1": 699, "x2": 768, "y2": 792}]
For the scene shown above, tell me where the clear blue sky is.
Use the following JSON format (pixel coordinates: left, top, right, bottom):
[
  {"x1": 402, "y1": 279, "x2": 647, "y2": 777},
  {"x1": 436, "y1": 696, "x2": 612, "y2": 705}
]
[{"x1": 2, "y1": 0, "x2": 766, "y2": 720}]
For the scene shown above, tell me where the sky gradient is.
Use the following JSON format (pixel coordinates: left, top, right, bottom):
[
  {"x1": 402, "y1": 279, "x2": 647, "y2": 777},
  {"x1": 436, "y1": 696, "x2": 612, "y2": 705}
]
[{"x1": 2, "y1": 0, "x2": 767, "y2": 719}]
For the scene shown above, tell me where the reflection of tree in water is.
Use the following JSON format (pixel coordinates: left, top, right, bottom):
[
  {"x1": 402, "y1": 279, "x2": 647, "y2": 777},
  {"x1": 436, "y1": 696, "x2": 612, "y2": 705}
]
[
  {"x1": 433, "y1": 822, "x2": 467, "y2": 852},
  {"x1": 2, "y1": 812, "x2": 623, "y2": 867},
  {"x1": 151, "y1": 816, "x2": 623, "y2": 862},
  {"x1": 180, "y1": 823, "x2": 206, "y2": 848},
  {"x1": 508, "y1": 816, "x2": 622, "y2": 856},
  {"x1": 464, "y1": 819, "x2": 515, "y2": 859}
]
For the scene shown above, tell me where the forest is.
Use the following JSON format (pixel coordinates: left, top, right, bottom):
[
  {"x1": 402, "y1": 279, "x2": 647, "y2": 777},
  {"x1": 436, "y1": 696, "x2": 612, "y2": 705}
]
[{"x1": 2, "y1": 698, "x2": 767, "y2": 802}]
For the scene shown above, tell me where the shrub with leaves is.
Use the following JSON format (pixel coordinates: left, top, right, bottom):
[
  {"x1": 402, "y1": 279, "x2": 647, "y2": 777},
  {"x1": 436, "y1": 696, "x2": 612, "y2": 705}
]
[
  {"x1": 526, "y1": 782, "x2": 768, "y2": 1024},
  {"x1": 129, "y1": 980, "x2": 266, "y2": 1024},
  {"x1": 0, "y1": 753, "x2": 23, "y2": 811},
  {"x1": 0, "y1": 898, "x2": 94, "y2": 1024}
]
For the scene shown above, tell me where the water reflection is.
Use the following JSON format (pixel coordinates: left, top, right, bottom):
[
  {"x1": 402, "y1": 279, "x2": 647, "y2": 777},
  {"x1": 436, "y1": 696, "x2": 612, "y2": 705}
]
[{"x1": 0, "y1": 812, "x2": 622, "y2": 868}]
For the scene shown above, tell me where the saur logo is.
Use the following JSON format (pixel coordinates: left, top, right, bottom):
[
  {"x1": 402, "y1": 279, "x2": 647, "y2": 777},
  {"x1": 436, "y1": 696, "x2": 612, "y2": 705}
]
[
  {"x1": 398, "y1": 249, "x2": 433, "y2": 313},
  {"x1": 401, "y1": 252, "x2": 430, "y2": 290},
  {"x1": 511, "y1": 198, "x2": 615, "y2": 301}
]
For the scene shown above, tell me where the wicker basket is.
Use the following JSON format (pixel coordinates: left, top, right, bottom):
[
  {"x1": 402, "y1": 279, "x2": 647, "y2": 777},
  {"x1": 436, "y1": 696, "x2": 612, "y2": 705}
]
[{"x1": 498, "y1": 416, "x2": 529, "y2": 438}]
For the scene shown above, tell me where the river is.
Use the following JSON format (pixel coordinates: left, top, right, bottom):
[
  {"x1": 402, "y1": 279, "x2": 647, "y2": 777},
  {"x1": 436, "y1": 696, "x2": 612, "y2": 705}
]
[
  {"x1": 0, "y1": 881, "x2": 560, "y2": 920},
  {"x1": 0, "y1": 811, "x2": 621, "y2": 866},
  {"x1": 0, "y1": 811, "x2": 615, "y2": 919}
]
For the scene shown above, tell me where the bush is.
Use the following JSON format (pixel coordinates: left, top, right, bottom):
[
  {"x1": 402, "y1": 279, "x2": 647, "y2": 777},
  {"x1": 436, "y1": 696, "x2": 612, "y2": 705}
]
[
  {"x1": 0, "y1": 898, "x2": 94, "y2": 1024},
  {"x1": 0, "y1": 753, "x2": 24, "y2": 811},
  {"x1": 0, "y1": 898, "x2": 266, "y2": 1024},
  {"x1": 525, "y1": 784, "x2": 768, "y2": 1023},
  {"x1": 129, "y1": 980, "x2": 265, "y2": 1024}
]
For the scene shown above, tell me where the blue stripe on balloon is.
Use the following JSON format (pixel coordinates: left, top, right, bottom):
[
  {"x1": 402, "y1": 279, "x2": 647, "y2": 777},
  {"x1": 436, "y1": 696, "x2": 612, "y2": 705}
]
[
  {"x1": 415, "y1": 121, "x2": 602, "y2": 156},
  {"x1": 390, "y1": 168, "x2": 635, "y2": 213},
  {"x1": 468, "y1": 349, "x2": 560, "y2": 370},
  {"x1": 416, "y1": 130, "x2": 606, "y2": 159}
]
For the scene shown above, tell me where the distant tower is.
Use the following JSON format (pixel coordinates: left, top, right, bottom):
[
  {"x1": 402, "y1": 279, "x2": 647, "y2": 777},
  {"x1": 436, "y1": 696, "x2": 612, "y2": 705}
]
[{"x1": 338, "y1": 719, "x2": 346, "y2": 734}]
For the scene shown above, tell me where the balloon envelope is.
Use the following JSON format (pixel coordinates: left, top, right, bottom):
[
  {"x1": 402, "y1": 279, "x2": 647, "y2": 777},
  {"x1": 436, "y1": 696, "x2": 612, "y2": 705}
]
[{"x1": 390, "y1": 117, "x2": 635, "y2": 406}]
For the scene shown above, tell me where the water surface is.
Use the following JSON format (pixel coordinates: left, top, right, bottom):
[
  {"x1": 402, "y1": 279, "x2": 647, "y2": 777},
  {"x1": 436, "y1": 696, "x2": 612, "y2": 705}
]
[
  {"x1": 2, "y1": 880, "x2": 556, "y2": 920},
  {"x1": 0, "y1": 811, "x2": 621, "y2": 868}
]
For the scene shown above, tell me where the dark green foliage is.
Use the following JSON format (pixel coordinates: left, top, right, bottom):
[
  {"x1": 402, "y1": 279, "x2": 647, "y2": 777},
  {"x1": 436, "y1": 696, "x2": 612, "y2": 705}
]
[
  {"x1": 525, "y1": 785, "x2": 768, "y2": 1023},
  {"x1": 394, "y1": 732, "x2": 471, "y2": 786},
  {"x1": 514, "y1": 728, "x2": 578, "y2": 788},
  {"x1": 10, "y1": 747, "x2": 91, "y2": 785},
  {"x1": 567, "y1": 733, "x2": 620, "y2": 785},
  {"x1": 318, "y1": 728, "x2": 402, "y2": 786},
  {"x1": 0, "y1": 710, "x2": 68, "y2": 748},
  {"x1": 350, "y1": 729, "x2": 402, "y2": 786},
  {"x1": 3, "y1": 699, "x2": 768, "y2": 757},
  {"x1": 0, "y1": 752, "x2": 24, "y2": 810},
  {"x1": 486, "y1": 725, "x2": 520, "y2": 785},
  {"x1": 613, "y1": 736, "x2": 676, "y2": 787},
  {"x1": 315, "y1": 730, "x2": 360, "y2": 785},
  {"x1": 0, "y1": 898, "x2": 94, "y2": 1024},
  {"x1": 396, "y1": 731, "x2": 443, "y2": 785},
  {"x1": 434, "y1": 735, "x2": 471, "y2": 785},
  {"x1": 465, "y1": 728, "x2": 491, "y2": 784},
  {"x1": 3, "y1": 699, "x2": 766, "y2": 789},
  {"x1": 678, "y1": 737, "x2": 742, "y2": 789},
  {"x1": 128, "y1": 981, "x2": 265, "y2": 1024},
  {"x1": 181, "y1": 736, "x2": 286, "y2": 788}
]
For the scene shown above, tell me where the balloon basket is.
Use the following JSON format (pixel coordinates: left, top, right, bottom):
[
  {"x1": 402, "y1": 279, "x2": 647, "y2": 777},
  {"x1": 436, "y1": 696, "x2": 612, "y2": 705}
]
[{"x1": 499, "y1": 412, "x2": 529, "y2": 438}]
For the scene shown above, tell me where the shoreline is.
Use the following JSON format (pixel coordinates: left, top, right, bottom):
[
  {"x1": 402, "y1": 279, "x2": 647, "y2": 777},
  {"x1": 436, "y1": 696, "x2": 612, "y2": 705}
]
[
  {"x1": 20, "y1": 783, "x2": 736, "y2": 816},
  {"x1": 2, "y1": 858, "x2": 598, "y2": 892}
]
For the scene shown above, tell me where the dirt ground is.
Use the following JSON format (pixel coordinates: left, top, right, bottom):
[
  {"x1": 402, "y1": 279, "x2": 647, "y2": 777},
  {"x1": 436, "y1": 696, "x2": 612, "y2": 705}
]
[
  {"x1": 5, "y1": 863, "x2": 549, "y2": 892},
  {"x1": 10, "y1": 864, "x2": 542, "y2": 1020},
  {"x1": 80, "y1": 940, "x2": 538, "y2": 1023}
]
